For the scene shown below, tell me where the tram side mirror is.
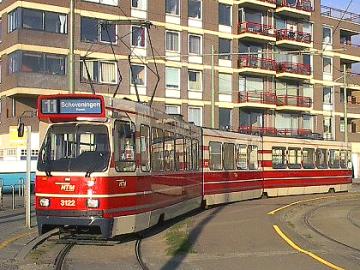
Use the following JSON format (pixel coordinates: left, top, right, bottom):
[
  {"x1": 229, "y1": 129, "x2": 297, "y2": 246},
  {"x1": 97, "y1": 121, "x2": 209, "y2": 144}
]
[{"x1": 18, "y1": 122, "x2": 25, "y2": 137}]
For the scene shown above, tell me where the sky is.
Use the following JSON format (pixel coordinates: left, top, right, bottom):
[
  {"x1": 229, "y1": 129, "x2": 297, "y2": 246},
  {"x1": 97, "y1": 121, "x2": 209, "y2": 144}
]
[{"x1": 321, "y1": 0, "x2": 360, "y2": 13}]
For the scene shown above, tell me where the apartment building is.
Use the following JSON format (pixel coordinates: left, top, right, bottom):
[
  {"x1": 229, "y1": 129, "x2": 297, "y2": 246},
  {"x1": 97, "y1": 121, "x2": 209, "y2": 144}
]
[{"x1": 0, "y1": 0, "x2": 359, "y2": 176}]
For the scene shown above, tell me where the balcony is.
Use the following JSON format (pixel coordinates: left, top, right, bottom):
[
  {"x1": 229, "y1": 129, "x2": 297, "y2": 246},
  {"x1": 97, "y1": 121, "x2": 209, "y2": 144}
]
[
  {"x1": 238, "y1": 91, "x2": 312, "y2": 110},
  {"x1": 276, "y1": 0, "x2": 313, "y2": 18},
  {"x1": 237, "y1": 0, "x2": 276, "y2": 11},
  {"x1": 238, "y1": 126, "x2": 314, "y2": 138},
  {"x1": 238, "y1": 55, "x2": 277, "y2": 76},
  {"x1": 276, "y1": 29, "x2": 312, "y2": 49},
  {"x1": 321, "y1": 5, "x2": 360, "y2": 24},
  {"x1": 276, "y1": 62, "x2": 311, "y2": 80},
  {"x1": 238, "y1": 22, "x2": 276, "y2": 43}
]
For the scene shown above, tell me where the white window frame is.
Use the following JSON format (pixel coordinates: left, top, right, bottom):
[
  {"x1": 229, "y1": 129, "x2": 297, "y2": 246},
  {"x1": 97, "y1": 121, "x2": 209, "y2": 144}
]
[
  {"x1": 131, "y1": 0, "x2": 147, "y2": 10},
  {"x1": 99, "y1": 23, "x2": 117, "y2": 44},
  {"x1": 165, "y1": 67, "x2": 181, "y2": 90},
  {"x1": 165, "y1": 104, "x2": 181, "y2": 115},
  {"x1": 188, "y1": 106, "x2": 203, "y2": 126},
  {"x1": 188, "y1": 69, "x2": 202, "y2": 92},
  {"x1": 188, "y1": 34, "x2": 202, "y2": 55},
  {"x1": 165, "y1": 30, "x2": 180, "y2": 52},
  {"x1": 99, "y1": 61, "x2": 118, "y2": 84},
  {"x1": 322, "y1": 25, "x2": 332, "y2": 45},
  {"x1": 83, "y1": 0, "x2": 118, "y2": 6},
  {"x1": 323, "y1": 57, "x2": 332, "y2": 74},
  {"x1": 130, "y1": 64, "x2": 147, "y2": 87},
  {"x1": 218, "y1": 3, "x2": 232, "y2": 27},
  {"x1": 188, "y1": 0, "x2": 202, "y2": 20},
  {"x1": 131, "y1": 25, "x2": 147, "y2": 48},
  {"x1": 165, "y1": 0, "x2": 181, "y2": 16}
]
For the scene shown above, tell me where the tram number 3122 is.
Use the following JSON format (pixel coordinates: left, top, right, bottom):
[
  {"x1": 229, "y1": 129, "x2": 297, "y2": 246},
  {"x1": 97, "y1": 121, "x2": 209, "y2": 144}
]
[{"x1": 60, "y1": 200, "x2": 76, "y2": 207}]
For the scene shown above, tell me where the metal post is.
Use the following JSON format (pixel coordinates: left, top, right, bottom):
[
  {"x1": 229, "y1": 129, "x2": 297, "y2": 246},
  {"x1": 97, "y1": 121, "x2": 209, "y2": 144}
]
[
  {"x1": 11, "y1": 185, "x2": 15, "y2": 210},
  {"x1": 25, "y1": 126, "x2": 31, "y2": 228},
  {"x1": 211, "y1": 45, "x2": 215, "y2": 129},
  {"x1": 344, "y1": 64, "x2": 348, "y2": 146},
  {"x1": 68, "y1": 0, "x2": 75, "y2": 94}
]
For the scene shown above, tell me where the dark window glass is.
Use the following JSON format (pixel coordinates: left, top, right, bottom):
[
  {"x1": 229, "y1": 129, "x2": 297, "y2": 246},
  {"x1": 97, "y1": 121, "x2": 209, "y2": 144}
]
[
  {"x1": 316, "y1": 148, "x2": 328, "y2": 169},
  {"x1": 192, "y1": 139, "x2": 199, "y2": 171},
  {"x1": 114, "y1": 121, "x2": 136, "y2": 172},
  {"x1": 164, "y1": 131, "x2": 175, "y2": 171},
  {"x1": 272, "y1": 147, "x2": 286, "y2": 169},
  {"x1": 132, "y1": 26, "x2": 145, "y2": 47},
  {"x1": 21, "y1": 53, "x2": 43, "y2": 73},
  {"x1": 81, "y1": 17, "x2": 98, "y2": 42},
  {"x1": 340, "y1": 150, "x2": 347, "y2": 169},
  {"x1": 329, "y1": 149, "x2": 340, "y2": 169},
  {"x1": 219, "y1": 4, "x2": 231, "y2": 26},
  {"x1": 175, "y1": 135, "x2": 184, "y2": 171},
  {"x1": 151, "y1": 128, "x2": 164, "y2": 172},
  {"x1": 81, "y1": 59, "x2": 99, "y2": 82},
  {"x1": 303, "y1": 148, "x2": 315, "y2": 169},
  {"x1": 166, "y1": 0, "x2": 180, "y2": 15},
  {"x1": 22, "y1": 9, "x2": 43, "y2": 30},
  {"x1": 223, "y1": 143, "x2": 235, "y2": 170},
  {"x1": 219, "y1": 38, "x2": 231, "y2": 60},
  {"x1": 44, "y1": 12, "x2": 67, "y2": 34},
  {"x1": 209, "y1": 142, "x2": 222, "y2": 170},
  {"x1": 100, "y1": 23, "x2": 116, "y2": 43},
  {"x1": 140, "y1": 125, "x2": 151, "y2": 172},
  {"x1": 188, "y1": 0, "x2": 201, "y2": 19},
  {"x1": 45, "y1": 55, "x2": 66, "y2": 75},
  {"x1": 219, "y1": 108, "x2": 231, "y2": 130}
]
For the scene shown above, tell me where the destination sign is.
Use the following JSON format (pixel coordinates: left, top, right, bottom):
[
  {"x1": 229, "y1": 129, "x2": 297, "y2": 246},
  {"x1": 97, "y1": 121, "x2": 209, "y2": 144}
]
[{"x1": 41, "y1": 98, "x2": 102, "y2": 115}]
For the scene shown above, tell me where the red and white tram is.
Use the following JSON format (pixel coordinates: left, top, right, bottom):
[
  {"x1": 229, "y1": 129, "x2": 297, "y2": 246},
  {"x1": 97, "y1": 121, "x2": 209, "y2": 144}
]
[{"x1": 34, "y1": 94, "x2": 352, "y2": 238}]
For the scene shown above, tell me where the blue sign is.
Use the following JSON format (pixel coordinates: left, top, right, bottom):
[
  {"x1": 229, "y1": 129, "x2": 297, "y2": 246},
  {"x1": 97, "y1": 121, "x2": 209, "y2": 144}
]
[{"x1": 59, "y1": 99, "x2": 102, "y2": 114}]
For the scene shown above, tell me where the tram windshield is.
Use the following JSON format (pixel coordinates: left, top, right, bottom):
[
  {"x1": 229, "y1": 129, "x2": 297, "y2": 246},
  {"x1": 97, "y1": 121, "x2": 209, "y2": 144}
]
[{"x1": 37, "y1": 124, "x2": 110, "y2": 175}]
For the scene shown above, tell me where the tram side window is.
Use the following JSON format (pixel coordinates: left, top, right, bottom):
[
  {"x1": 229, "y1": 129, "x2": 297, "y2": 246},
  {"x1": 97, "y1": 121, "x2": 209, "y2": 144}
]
[
  {"x1": 236, "y1": 144, "x2": 247, "y2": 170},
  {"x1": 303, "y1": 148, "x2": 315, "y2": 169},
  {"x1": 316, "y1": 148, "x2": 328, "y2": 169},
  {"x1": 288, "y1": 148, "x2": 301, "y2": 169},
  {"x1": 164, "y1": 131, "x2": 175, "y2": 171},
  {"x1": 248, "y1": 145, "x2": 258, "y2": 170},
  {"x1": 340, "y1": 150, "x2": 347, "y2": 169},
  {"x1": 140, "y1": 125, "x2": 150, "y2": 172},
  {"x1": 223, "y1": 143, "x2": 235, "y2": 170},
  {"x1": 185, "y1": 137, "x2": 192, "y2": 171},
  {"x1": 175, "y1": 135, "x2": 185, "y2": 171},
  {"x1": 114, "y1": 121, "x2": 136, "y2": 172},
  {"x1": 151, "y1": 128, "x2": 164, "y2": 172},
  {"x1": 209, "y1": 142, "x2": 222, "y2": 170},
  {"x1": 192, "y1": 139, "x2": 199, "y2": 171},
  {"x1": 348, "y1": 150, "x2": 352, "y2": 169},
  {"x1": 328, "y1": 149, "x2": 340, "y2": 169},
  {"x1": 272, "y1": 147, "x2": 286, "y2": 169}
]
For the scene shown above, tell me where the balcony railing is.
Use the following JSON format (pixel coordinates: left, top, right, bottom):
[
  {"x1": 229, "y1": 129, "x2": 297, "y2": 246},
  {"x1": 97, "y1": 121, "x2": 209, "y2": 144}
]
[
  {"x1": 239, "y1": 92, "x2": 312, "y2": 108},
  {"x1": 239, "y1": 126, "x2": 314, "y2": 138},
  {"x1": 279, "y1": 0, "x2": 313, "y2": 12},
  {"x1": 277, "y1": 95, "x2": 312, "y2": 107},
  {"x1": 238, "y1": 56, "x2": 277, "y2": 71},
  {"x1": 238, "y1": 22, "x2": 275, "y2": 37},
  {"x1": 277, "y1": 62, "x2": 311, "y2": 75},
  {"x1": 276, "y1": 29, "x2": 311, "y2": 43},
  {"x1": 321, "y1": 5, "x2": 360, "y2": 24},
  {"x1": 239, "y1": 91, "x2": 277, "y2": 104}
]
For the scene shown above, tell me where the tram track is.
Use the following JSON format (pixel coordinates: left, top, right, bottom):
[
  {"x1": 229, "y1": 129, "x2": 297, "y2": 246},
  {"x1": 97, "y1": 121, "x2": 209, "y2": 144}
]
[
  {"x1": 135, "y1": 237, "x2": 149, "y2": 270},
  {"x1": 54, "y1": 243, "x2": 75, "y2": 270}
]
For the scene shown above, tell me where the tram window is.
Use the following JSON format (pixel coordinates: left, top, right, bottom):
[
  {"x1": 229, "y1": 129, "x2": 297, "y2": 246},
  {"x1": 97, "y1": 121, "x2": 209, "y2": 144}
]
[
  {"x1": 272, "y1": 147, "x2": 286, "y2": 169},
  {"x1": 316, "y1": 148, "x2": 328, "y2": 169},
  {"x1": 340, "y1": 150, "x2": 347, "y2": 169},
  {"x1": 175, "y1": 135, "x2": 185, "y2": 171},
  {"x1": 348, "y1": 150, "x2": 352, "y2": 169},
  {"x1": 192, "y1": 139, "x2": 199, "y2": 171},
  {"x1": 209, "y1": 142, "x2": 222, "y2": 170},
  {"x1": 303, "y1": 148, "x2": 315, "y2": 169},
  {"x1": 151, "y1": 128, "x2": 164, "y2": 172},
  {"x1": 288, "y1": 148, "x2": 301, "y2": 169},
  {"x1": 236, "y1": 144, "x2": 247, "y2": 170},
  {"x1": 140, "y1": 125, "x2": 150, "y2": 172},
  {"x1": 185, "y1": 138, "x2": 192, "y2": 171},
  {"x1": 164, "y1": 131, "x2": 175, "y2": 171},
  {"x1": 248, "y1": 145, "x2": 258, "y2": 170},
  {"x1": 328, "y1": 149, "x2": 340, "y2": 169},
  {"x1": 223, "y1": 143, "x2": 235, "y2": 170},
  {"x1": 114, "y1": 121, "x2": 136, "y2": 172}
]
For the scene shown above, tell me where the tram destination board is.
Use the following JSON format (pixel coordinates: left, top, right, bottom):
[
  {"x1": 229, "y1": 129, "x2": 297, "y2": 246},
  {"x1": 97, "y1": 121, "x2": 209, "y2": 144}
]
[{"x1": 41, "y1": 98, "x2": 102, "y2": 114}]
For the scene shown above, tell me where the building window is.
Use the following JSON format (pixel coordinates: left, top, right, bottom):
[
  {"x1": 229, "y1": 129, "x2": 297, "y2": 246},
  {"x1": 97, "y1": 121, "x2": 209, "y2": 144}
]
[
  {"x1": 83, "y1": 0, "x2": 118, "y2": 6},
  {"x1": 165, "y1": 105, "x2": 180, "y2": 114},
  {"x1": 323, "y1": 26, "x2": 332, "y2": 44},
  {"x1": 9, "y1": 51, "x2": 66, "y2": 75},
  {"x1": 323, "y1": 117, "x2": 332, "y2": 134},
  {"x1": 219, "y1": 108, "x2": 231, "y2": 130},
  {"x1": 166, "y1": 0, "x2": 180, "y2": 15},
  {"x1": 165, "y1": 67, "x2": 180, "y2": 89},
  {"x1": 131, "y1": 26, "x2": 146, "y2": 47},
  {"x1": 130, "y1": 64, "x2": 146, "y2": 86},
  {"x1": 165, "y1": 31, "x2": 180, "y2": 52},
  {"x1": 8, "y1": 8, "x2": 67, "y2": 34},
  {"x1": 323, "y1": 57, "x2": 332, "y2": 73},
  {"x1": 219, "y1": 3, "x2": 231, "y2": 26},
  {"x1": 131, "y1": 0, "x2": 147, "y2": 10},
  {"x1": 81, "y1": 59, "x2": 117, "y2": 84},
  {"x1": 189, "y1": 34, "x2": 202, "y2": 55},
  {"x1": 219, "y1": 73, "x2": 232, "y2": 94},
  {"x1": 81, "y1": 17, "x2": 116, "y2": 43},
  {"x1": 188, "y1": 106, "x2": 202, "y2": 126},
  {"x1": 323, "y1": 87, "x2": 333, "y2": 105},
  {"x1": 188, "y1": 70, "x2": 202, "y2": 91},
  {"x1": 188, "y1": 0, "x2": 202, "y2": 19},
  {"x1": 219, "y1": 38, "x2": 231, "y2": 60},
  {"x1": 0, "y1": 20, "x2": 2, "y2": 42}
]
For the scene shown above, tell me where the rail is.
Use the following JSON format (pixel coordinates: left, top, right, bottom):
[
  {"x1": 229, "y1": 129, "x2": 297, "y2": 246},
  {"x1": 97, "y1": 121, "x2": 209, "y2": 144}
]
[
  {"x1": 277, "y1": 95, "x2": 312, "y2": 107},
  {"x1": 238, "y1": 55, "x2": 277, "y2": 71},
  {"x1": 239, "y1": 126, "x2": 278, "y2": 136},
  {"x1": 239, "y1": 91, "x2": 277, "y2": 104},
  {"x1": 277, "y1": 62, "x2": 311, "y2": 75},
  {"x1": 0, "y1": 179, "x2": 26, "y2": 210},
  {"x1": 279, "y1": 0, "x2": 313, "y2": 12},
  {"x1": 239, "y1": 92, "x2": 312, "y2": 108},
  {"x1": 321, "y1": 5, "x2": 360, "y2": 25},
  {"x1": 239, "y1": 126, "x2": 313, "y2": 137},
  {"x1": 276, "y1": 29, "x2": 311, "y2": 43},
  {"x1": 238, "y1": 21, "x2": 275, "y2": 36}
]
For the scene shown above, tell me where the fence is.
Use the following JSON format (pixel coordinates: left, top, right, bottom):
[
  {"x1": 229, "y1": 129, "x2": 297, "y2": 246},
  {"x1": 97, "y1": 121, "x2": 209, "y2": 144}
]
[{"x1": 0, "y1": 178, "x2": 26, "y2": 210}]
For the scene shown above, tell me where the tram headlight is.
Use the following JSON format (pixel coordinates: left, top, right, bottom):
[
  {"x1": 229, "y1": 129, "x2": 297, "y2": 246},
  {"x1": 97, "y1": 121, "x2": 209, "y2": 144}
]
[
  {"x1": 87, "y1": 199, "x2": 99, "y2": 208},
  {"x1": 39, "y1": 198, "x2": 50, "y2": 207}
]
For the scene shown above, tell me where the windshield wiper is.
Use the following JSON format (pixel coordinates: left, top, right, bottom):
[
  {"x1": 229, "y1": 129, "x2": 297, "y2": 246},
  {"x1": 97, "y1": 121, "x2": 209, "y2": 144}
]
[{"x1": 43, "y1": 139, "x2": 52, "y2": 177}]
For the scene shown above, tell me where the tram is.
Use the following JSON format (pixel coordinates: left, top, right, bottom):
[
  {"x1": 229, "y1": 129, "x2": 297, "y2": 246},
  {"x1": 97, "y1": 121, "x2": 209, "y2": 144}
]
[{"x1": 34, "y1": 94, "x2": 352, "y2": 238}]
